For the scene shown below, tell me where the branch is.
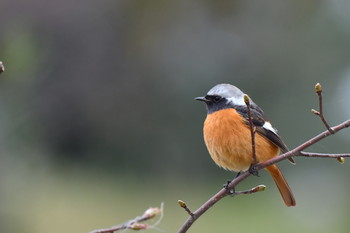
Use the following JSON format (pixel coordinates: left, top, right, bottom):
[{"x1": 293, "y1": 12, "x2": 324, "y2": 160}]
[
  {"x1": 256, "y1": 120, "x2": 349, "y2": 169},
  {"x1": 299, "y1": 152, "x2": 347, "y2": 163},
  {"x1": 244, "y1": 94, "x2": 257, "y2": 165},
  {"x1": 178, "y1": 200, "x2": 194, "y2": 217},
  {"x1": 178, "y1": 119, "x2": 350, "y2": 233},
  {"x1": 178, "y1": 83, "x2": 350, "y2": 233},
  {"x1": 312, "y1": 83, "x2": 334, "y2": 134},
  {"x1": 89, "y1": 204, "x2": 163, "y2": 233},
  {"x1": 234, "y1": 184, "x2": 266, "y2": 195},
  {"x1": 177, "y1": 171, "x2": 251, "y2": 233}
]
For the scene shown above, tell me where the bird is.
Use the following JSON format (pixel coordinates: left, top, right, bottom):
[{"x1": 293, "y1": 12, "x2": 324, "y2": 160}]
[{"x1": 195, "y1": 83, "x2": 296, "y2": 207}]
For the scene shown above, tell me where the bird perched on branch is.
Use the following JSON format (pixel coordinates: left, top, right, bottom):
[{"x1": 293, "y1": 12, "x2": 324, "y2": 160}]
[{"x1": 195, "y1": 84, "x2": 296, "y2": 207}]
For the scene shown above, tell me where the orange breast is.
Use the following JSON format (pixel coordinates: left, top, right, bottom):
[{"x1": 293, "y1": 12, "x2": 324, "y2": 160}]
[{"x1": 203, "y1": 108, "x2": 279, "y2": 172}]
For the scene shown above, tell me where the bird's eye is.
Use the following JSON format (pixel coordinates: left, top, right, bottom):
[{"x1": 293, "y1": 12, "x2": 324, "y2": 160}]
[{"x1": 212, "y1": 96, "x2": 221, "y2": 103}]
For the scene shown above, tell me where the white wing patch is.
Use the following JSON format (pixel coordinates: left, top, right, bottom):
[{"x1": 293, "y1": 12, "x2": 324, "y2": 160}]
[{"x1": 263, "y1": 121, "x2": 278, "y2": 134}]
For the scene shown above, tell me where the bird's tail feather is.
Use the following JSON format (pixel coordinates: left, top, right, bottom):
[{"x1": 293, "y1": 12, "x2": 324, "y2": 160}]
[{"x1": 266, "y1": 164, "x2": 296, "y2": 207}]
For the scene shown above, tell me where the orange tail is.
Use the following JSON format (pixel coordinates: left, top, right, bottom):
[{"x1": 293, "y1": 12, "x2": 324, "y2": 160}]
[{"x1": 266, "y1": 164, "x2": 296, "y2": 207}]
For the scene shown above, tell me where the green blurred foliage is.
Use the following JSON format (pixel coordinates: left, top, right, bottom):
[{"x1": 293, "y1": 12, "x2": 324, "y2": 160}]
[{"x1": 0, "y1": 0, "x2": 350, "y2": 232}]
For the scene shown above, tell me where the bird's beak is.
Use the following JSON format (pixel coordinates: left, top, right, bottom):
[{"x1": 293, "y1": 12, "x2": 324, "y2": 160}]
[{"x1": 195, "y1": 96, "x2": 207, "y2": 102}]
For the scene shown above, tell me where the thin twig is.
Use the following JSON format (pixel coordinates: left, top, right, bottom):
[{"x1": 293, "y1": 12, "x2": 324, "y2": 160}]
[
  {"x1": 89, "y1": 203, "x2": 163, "y2": 233},
  {"x1": 177, "y1": 119, "x2": 350, "y2": 233},
  {"x1": 244, "y1": 95, "x2": 257, "y2": 164},
  {"x1": 299, "y1": 152, "x2": 347, "y2": 164},
  {"x1": 178, "y1": 84, "x2": 349, "y2": 233},
  {"x1": 177, "y1": 172, "x2": 250, "y2": 233},
  {"x1": 257, "y1": 119, "x2": 350, "y2": 169},
  {"x1": 312, "y1": 83, "x2": 334, "y2": 134},
  {"x1": 299, "y1": 152, "x2": 350, "y2": 158},
  {"x1": 234, "y1": 185, "x2": 266, "y2": 195},
  {"x1": 178, "y1": 200, "x2": 194, "y2": 217}
]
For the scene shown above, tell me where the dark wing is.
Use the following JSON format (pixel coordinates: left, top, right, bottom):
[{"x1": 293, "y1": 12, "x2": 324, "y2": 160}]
[
  {"x1": 235, "y1": 104, "x2": 294, "y2": 164},
  {"x1": 255, "y1": 124, "x2": 289, "y2": 153}
]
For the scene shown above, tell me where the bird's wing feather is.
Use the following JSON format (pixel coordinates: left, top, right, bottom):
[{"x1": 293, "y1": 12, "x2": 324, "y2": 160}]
[{"x1": 234, "y1": 104, "x2": 294, "y2": 163}]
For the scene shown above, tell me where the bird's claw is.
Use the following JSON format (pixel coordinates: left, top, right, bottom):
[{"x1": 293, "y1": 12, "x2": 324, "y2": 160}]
[
  {"x1": 223, "y1": 180, "x2": 235, "y2": 195},
  {"x1": 249, "y1": 164, "x2": 260, "y2": 177}
]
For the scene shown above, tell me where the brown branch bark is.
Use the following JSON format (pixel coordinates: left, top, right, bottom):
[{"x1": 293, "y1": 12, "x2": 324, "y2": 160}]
[
  {"x1": 312, "y1": 83, "x2": 334, "y2": 134},
  {"x1": 299, "y1": 152, "x2": 350, "y2": 158},
  {"x1": 178, "y1": 119, "x2": 350, "y2": 233},
  {"x1": 178, "y1": 200, "x2": 194, "y2": 217},
  {"x1": 89, "y1": 204, "x2": 163, "y2": 233},
  {"x1": 179, "y1": 82, "x2": 349, "y2": 232},
  {"x1": 244, "y1": 94, "x2": 257, "y2": 165}
]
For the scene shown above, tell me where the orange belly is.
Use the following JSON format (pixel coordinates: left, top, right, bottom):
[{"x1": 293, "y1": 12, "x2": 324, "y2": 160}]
[{"x1": 203, "y1": 108, "x2": 279, "y2": 172}]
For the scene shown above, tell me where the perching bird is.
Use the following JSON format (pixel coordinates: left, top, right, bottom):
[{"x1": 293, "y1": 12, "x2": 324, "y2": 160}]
[{"x1": 195, "y1": 84, "x2": 296, "y2": 206}]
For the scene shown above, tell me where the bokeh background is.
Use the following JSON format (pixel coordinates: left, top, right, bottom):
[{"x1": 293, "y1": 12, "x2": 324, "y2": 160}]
[{"x1": 1, "y1": 1, "x2": 350, "y2": 232}]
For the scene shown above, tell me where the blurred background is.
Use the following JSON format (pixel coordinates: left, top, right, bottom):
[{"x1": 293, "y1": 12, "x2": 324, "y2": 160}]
[{"x1": 1, "y1": 0, "x2": 350, "y2": 232}]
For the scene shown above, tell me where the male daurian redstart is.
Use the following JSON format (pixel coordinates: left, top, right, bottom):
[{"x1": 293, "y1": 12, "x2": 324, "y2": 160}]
[{"x1": 195, "y1": 84, "x2": 296, "y2": 207}]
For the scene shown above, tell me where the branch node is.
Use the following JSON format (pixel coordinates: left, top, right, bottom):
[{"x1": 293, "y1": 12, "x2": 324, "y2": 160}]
[
  {"x1": 248, "y1": 163, "x2": 260, "y2": 177},
  {"x1": 178, "y1": 200, "x2": 187, "y2": 208},
  {"x1": 337, "y1": 157, "x2": 345, "y2": 164},
  {"x1": 252, "y1": 184, "x2": 266, "y2": 193},
  {"x1": 311, "y1": 109, "x2": 320, "y2": 115},
  {"x1": 143, "y1": 206, "x2": 161, "y2": 219},
  {"x1": 223, "y1": 180, "x2": 235, "y2": 193},
  {"x1": 235, "y1": 185, "x2": 266, "y2": 195},
  {"x1": 178, "y1": 200, "x2": 194, "y2": 217},
  {"x1": 129, "y1": 223, "x2": 148, "y2": 230},
  {"x1": 315, "y1": 83, "x2": 322, "y2": 93},
  {"x1": 243, "y1": 94, "x2": 250, "y2": 104}
]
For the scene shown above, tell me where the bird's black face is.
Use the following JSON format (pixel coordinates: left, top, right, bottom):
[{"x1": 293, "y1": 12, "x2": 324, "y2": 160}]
[{"x1": 195, "y1": 95, "x2": 230, "y2": 114}]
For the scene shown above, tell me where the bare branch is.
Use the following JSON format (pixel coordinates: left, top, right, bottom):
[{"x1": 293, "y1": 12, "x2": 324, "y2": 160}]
[
  {"x1": 258, "y1": 120, "x2": 349, "y2": 169},
  {"x1": 243, "y1": 94, "x2": 257, "y2": 165},
  {"x1": 299, "y1": 152, "x2": 348, "y2": 163},
  {"x1": 178, "y1": 119, "x2": 350, "y2": 233},
  {"x1": 312, "y1": 83, "x2": 334, "y2": 134},
  {"x1": 178, "y1": 200, "x2": 194, "y2": 217},
  {"x1": 234, "y1": 185, "x2": 266, "y2": 195},
  {"x1": 89, "y1": 203, "x2": 163, "y2": 233},
  {"x1": 178, "y1": 82, "x2": 350, "y2": 233},
  {"x1": 299, "y1": 152, "x2": 349, "y2": 158},
  {"x1": 177, "y1": 172, "x2": 250, "y2": 233}
]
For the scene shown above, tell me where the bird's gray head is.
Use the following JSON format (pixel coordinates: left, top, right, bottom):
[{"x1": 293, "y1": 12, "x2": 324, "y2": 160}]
[{"x1": 195, "y1": 84, "x2": 254, "y2": 114}]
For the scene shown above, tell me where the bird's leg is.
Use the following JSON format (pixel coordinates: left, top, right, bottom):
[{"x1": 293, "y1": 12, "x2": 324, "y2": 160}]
[
  {"x1": 223, "y1": 172, "x2": 241, "y2": 194},
  {"x1": 235, "y1": 171, "x2": 241, "y2": 178}
]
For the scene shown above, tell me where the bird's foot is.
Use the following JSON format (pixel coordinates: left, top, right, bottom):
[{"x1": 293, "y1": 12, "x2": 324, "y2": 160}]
[
  {"x1": 223, "y1": 180, "x2": 235, "y2": 195},
  {"x1": 248, "y1": 163, "x2": 260, "y2": 177}
]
